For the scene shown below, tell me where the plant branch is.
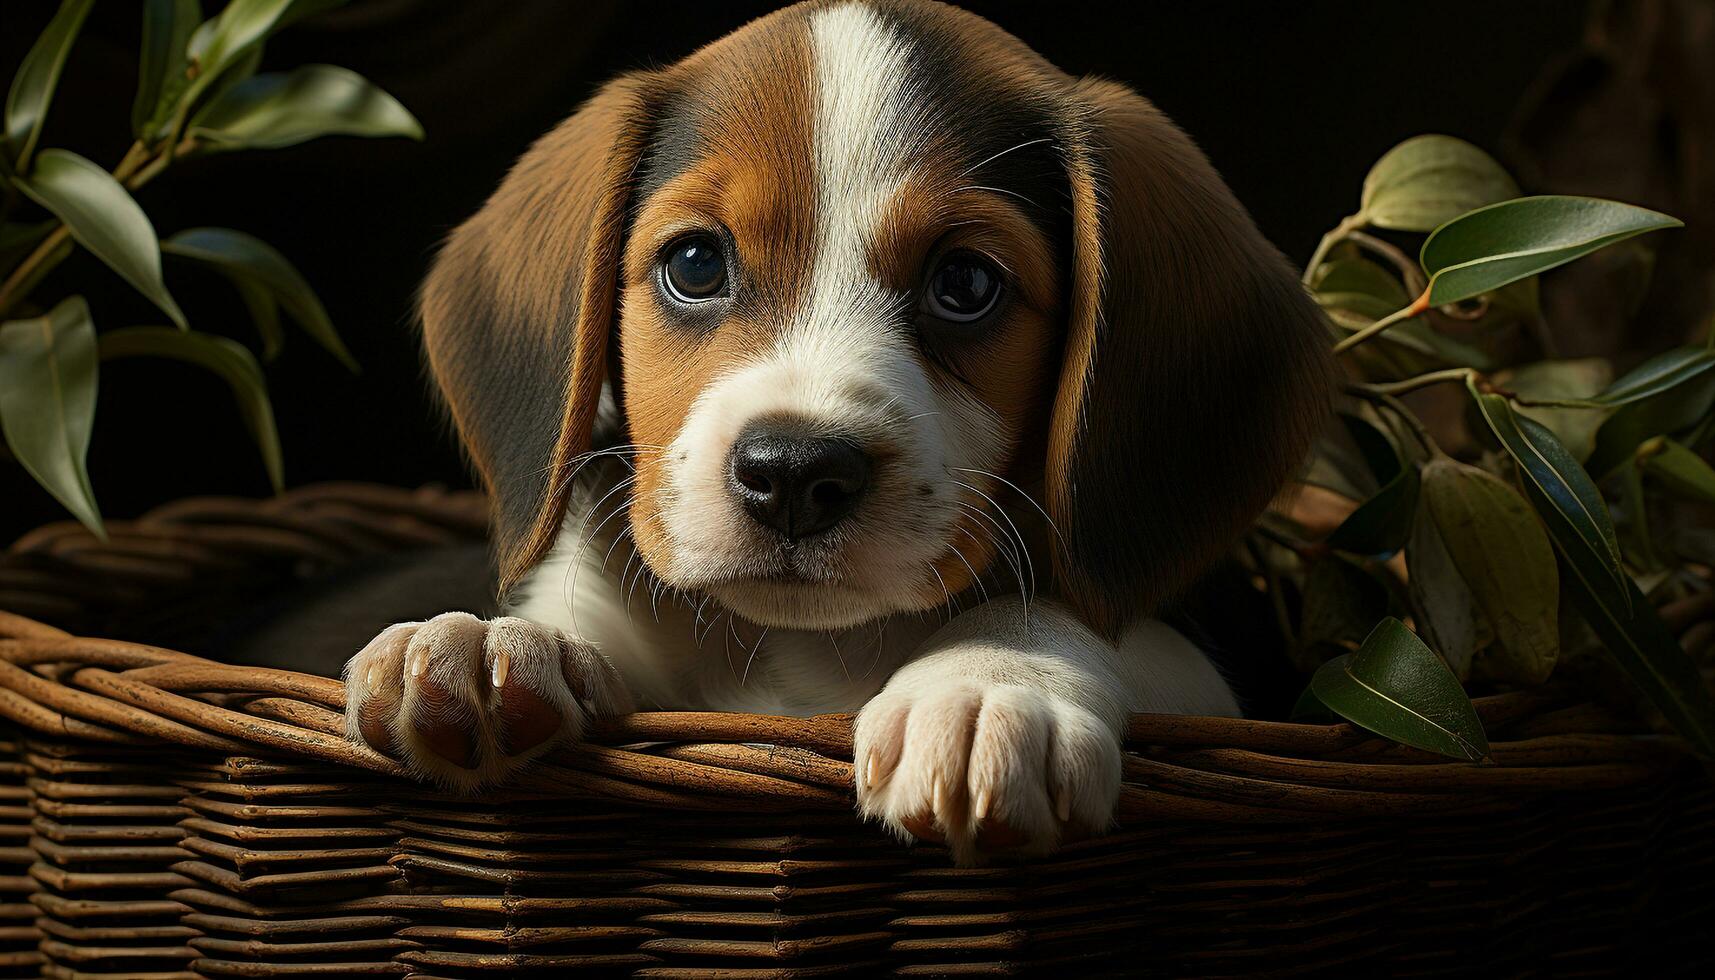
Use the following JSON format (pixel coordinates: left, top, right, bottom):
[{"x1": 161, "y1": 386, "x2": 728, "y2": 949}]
[
  {"x1": 0, "y1": 227, "x2": 72, "y2": 317},
  {"x1": 1302, "y1": 213, "x2": 1365, "y2": 285},
  {"x1": 1253, "y1": 518, "x2": 1317, "y2": 556},
  {"x1": 1343, "y1": 382, "x2": 1440, "y2": 458},
  {"x1": 1331, "y1": 292, "x2": 1432, "y2": 355},
  {"x1": 111, "y1": 140, "x2": 151, "y2": 182},
  {"x1": 1346, "y1": 229, "x2": 1427, "y2": 294},
  {"x1": 1352, "y1": 368, "x2": 1476, "y2": 397},
  {"x1": 1619, "y1": 461, "x2": 1661, "y2": 572}
]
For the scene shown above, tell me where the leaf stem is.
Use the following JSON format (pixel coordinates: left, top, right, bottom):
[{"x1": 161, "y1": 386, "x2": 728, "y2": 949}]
[
  {"x1": 1346, "y1": 229, "x2": 1427, "y2": 294},
  {"x1": 1246, "y1": 536, "x2": 1297, "y2": 647},
  {"x1": 1353, "y1": 368, "x2": 1475, "y2": 397},
  {"x1": 1342, "y1": 382, "x2": 1440, "y2": 458},
  {"x1": 0, "y1": 227, "x2": 72, "y2": 318},
  {"x1": 1618, "y1": 461, "x2": 1661, "y2": 572},
  {"x1": 111, "y1": 140, "x2": 151, "y2": 182},
  {"x1": 1302, "y1": 214, "x2": 1365, "y2": 285},
  {"x1": 1332, "y1": 292, "x2": 1432, "y2": 355}
]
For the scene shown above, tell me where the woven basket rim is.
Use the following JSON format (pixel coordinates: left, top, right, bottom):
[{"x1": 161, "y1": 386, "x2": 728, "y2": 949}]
[{"x1": 1, "y1": 482, "x2": 1704, "y2": 824}]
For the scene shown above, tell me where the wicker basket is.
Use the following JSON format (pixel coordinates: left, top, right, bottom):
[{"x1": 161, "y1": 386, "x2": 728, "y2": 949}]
[{"x1": 0, "y1": 484, "x2": 1710, "y2": 978}]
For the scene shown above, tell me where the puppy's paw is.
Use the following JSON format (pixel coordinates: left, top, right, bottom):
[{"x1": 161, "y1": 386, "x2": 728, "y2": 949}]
[
  {"x1": 342, "y1": 613, "x2": 630, "y2": 791},
  {"x1": 853, "y1": 681, "x2": 1121, "y2": 864}
]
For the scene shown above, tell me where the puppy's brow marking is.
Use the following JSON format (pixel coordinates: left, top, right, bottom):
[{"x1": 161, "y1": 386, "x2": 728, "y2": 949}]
[{"x1": 800, "y1": 3, "x2": 917, "y2": 356}]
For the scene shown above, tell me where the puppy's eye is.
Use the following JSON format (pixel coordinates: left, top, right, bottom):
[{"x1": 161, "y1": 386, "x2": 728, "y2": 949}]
[
  {"x1": 661, "y1": 235, "x2": 727, "y2": 302},
  {"x1": 922, "y1": 251, "x2": 1002, "y2": 325}
]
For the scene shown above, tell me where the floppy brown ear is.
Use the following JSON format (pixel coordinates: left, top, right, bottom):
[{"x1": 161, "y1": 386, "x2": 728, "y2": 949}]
[
  {"x1": 1049, "y1": 78, "x2": 1335, "y2": 637},
  {"x1": 420, "y1": 74, "x2": 662, "y2": 595}
]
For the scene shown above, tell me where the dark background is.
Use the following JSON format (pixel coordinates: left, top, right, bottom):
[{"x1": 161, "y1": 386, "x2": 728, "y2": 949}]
[{"x1": 0, "y1": 0, "x2": 1645, "y2": 539}]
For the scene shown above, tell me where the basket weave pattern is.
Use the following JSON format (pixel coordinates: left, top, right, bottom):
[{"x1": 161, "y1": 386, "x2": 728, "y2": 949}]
[{"x1": 0, "y1": 484, "x2": 1710, "y2": 977}]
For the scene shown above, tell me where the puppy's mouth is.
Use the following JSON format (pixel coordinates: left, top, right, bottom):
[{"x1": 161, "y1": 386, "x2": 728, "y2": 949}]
[
  {"x1": 644, "y1": 529, "x2": 945, "y2": 631},
  {"x1": 705, "y1": 574, "x2": 903, "y2": 631}
]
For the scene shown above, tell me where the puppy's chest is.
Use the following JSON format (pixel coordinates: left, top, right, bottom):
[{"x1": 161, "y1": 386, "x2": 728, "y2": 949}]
[{"x1": 506, "y1": 514, "x2": 940, "y2": 716}]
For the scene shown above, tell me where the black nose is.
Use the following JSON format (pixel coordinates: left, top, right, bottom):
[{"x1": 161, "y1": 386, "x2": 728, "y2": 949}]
[{"x1": 729, "y1": 423, "x2": 873, "y2": 540}]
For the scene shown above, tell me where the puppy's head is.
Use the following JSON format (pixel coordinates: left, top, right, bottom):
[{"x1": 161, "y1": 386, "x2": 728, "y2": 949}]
[{"x1": 423, "y1": 0, "x2": 1333, "y2": 634}]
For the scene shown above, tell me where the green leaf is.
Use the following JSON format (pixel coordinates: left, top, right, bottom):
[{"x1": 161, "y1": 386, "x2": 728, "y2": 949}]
[
  {"x1": 1592, "y1": 347, "x2": 1715, "y2": 406},
  {"x1": 1468, "y1": 380, "x2": 1629, "y2": 614},
  {"x1": 1326, "y1": 414, "x2": 1421, "y2": 556},
  {"x1": 1311, "y1": 257, "x2": 1412, "y2": 307},
  {"x1": 1562, "y1": 563, "x2": 1715, "y2": 757},
  {"x1": 3, "y1": 0, "x2": 95, "y2": 169},
  {"x1": 1289, "y1": 685, "x2": 1337, "y2": 723},
  {"x1": 1308, "y1": 617, "x2": 1490, "y2": 761},
  {"x1": 1352, "y1": 311, "x2": 1499, "y2": 372},
  {"x1": 1315, "y1": 260, "x2": 1497, "y2": 373},
  {"x1": 1360, "y1": 134, "x2": 1520, "y2": 233},
  {"x1": 0, "y1": 295, "x2": 102, "y2": 535},
  {"x1": 1501, "y1": 358, "x2": 1612, "y2": 462},
  {"x1": 12, "y1": 149, "x2": 187, "y2": 328},
  {"x1": 132, "y1": 0, "x2": 201, "y2": 141},
  {"x1": 180, "y1": 0, "x2": 295, "y2": 113},
  {"x1": 1585, "y1": 348, "x2": 1715, "y2": 477},
  {"x1": 189, "y1": 40, "x2": 264, "y2": 125},
  {"x1": 162, "y1": 227, "x2": 356, "y2": 370},
  {"x1": 1303, "y1": 419, "x2": 1380, "y2": 502},
  {"x1": 190, "y1": 64, "x2": 423, "y2": 151},
  {"x1": 231, "y1": 276, "x2": 283, "y2": 360},
  {"x1": 1405, "y1": 500, "x2": 1483, "y2": 681},
  {"x1": 98, "y1": 326, "x2": 283, "y2": 491},
  {"x1": 1297, "y1": 555, "x2": 1389, "y2": 669},
  {"x1": 1638, "y1": 438, "x2": 1715, "y2": 507},
  {"x1": 281, "y1": 0, "x2": 349, "y2": 27},
  {"x1": 1421, "y1": 196, "x2": 1683, "y2": 307},
  {"x1": 1420, "y1": 458, "x2": 1559, "y2": 686}
]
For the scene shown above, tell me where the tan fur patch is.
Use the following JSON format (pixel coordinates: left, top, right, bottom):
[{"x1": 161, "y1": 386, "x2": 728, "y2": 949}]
[{"x1": 618, "y1": 14, "x2": 819, "y2": 568}]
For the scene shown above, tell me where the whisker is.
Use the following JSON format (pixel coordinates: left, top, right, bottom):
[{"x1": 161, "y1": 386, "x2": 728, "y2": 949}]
[
  {"x1": 599, "y1": 520, "x2": 635, "y2": 572},
  {"x1": 624, "y1": 544, "x2": 655, "y2": 623},
  {"x1": 951, "y1": 183, "x2": 1040, "y2": 210},
  {"x1": 945, "y1": 539, "x2": 990, "y2": 605},
  {"x1": 954, "y1": 499, "x2": 1024, "y2": 596},
  {"x1": 561, "y1": 473, "x2": 637, "y2": 635},
  {"x1": 953, "y1": 525, "x2": 1000, "y2": 598},
  {"x1": 724, "y1": 613, "x2": 737, "y2": 680},
  {"x1": 858, "y1": 621, "x2": 887, "y2": 682},
  {"x1": 552, "y1": 443, "x2": 666, "y2": 484},
  {"x1": 958, "y1": 136, "x2": 1054, "y2": 179},
  {"x1": 693, "y1": 594, "x2": 714, "y2": 637},
  {"x1": 739, "y1": 625, "x2": 770, "y2": 687},
  {"x1": 951, "y1": 482, "x2": 1035, "y2": 623},
  {"x1": 953, "y1": 483, "x2": 1029, "y2": 624},
  {"x1": 949, "y1": 465, "x2": 1070, "y2": 561},
  {"x1": 932, "y1": 559, "x2": 960, "y2": 621},
  {"x1": 828, "y1": 632, "x2": 851, "y2": 684}
]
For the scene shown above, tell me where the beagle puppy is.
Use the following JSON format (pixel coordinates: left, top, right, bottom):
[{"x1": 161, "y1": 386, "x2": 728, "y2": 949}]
[{"x1": 343, "y1": 0, "x2": 1332, "y2": 863}]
